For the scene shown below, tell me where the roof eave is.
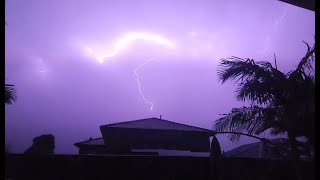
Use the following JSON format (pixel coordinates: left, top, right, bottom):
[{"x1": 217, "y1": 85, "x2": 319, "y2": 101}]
[
  {"x1": 278, "y1": 0, "x2": 315, "y2": 11},
  {"x1": 99, "y1": 118, "x2": 215, "y2": 134},
  {"x1": 101, "y1": 126, "x2": 215, "y2": 136}
]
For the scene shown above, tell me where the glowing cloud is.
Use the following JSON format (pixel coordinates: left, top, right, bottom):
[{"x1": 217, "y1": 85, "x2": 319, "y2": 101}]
[{"x1": 32, "y1": 56, "x2": 48, "y2": 73}]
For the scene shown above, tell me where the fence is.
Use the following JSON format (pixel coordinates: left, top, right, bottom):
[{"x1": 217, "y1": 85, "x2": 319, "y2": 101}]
[{"x1": 5, "y1": 154, "x2": 314, "y2": 180}]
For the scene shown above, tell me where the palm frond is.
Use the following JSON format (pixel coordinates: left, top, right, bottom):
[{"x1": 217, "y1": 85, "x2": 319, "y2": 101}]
[
  {"x1": 217, "y1": 57, "x2": 283, "y2": 83},
  {"x1": 5, "y1": 84, "x2": 16, "y2": 104},
  {"x1": 215, "y1": 40, "x2": 315, "y2": 151},
  {"x1": 214, "y1": 105, "x2": 286, "y2": 141},
  {"x1": 218, "y1": 57, "x2": 287, "y2": 105},
  {"x1": 296, "y1": 41, "x2": 315, "y2": 73},
  {"x1": 236, "y1": 79, "x2": 274, "y2": 104},
  {"x1": 217, "y1": 57, "x2": 260, "y2": 83},
  {"x1": 214, "y1": 106, "x2": 272, "y2": 141}
]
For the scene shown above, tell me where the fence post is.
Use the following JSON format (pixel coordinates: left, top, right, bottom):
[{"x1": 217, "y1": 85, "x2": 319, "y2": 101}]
[{"x1": 210, "y1": 134, "x2": 222, "y2": 180}]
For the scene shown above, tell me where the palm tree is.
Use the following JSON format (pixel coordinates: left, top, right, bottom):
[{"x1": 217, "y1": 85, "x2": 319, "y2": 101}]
[
  {"x1": 5, "y1": 84, "x2": 16, "y2": 104},
  {"x1": 5, "y1": 21, "x2": 17, "y2": 105},
  {"x1": 214, "y1": 41, "x2": 315, "y2": 160}
]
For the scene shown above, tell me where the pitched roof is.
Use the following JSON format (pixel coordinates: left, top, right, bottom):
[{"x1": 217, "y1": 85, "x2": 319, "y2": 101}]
[
  {"x1": 223, "y1": 138, "x2": 310, "y2": 159},
  {"x1": 224, "y1": 141, "x2": 261, "y2": 158},
  {"x1": 100, "y1": 117, "x2": 214, "y2": 133},
  {"x1": 224, "y1": 138, "x2": 291, "y2": 158},
  {"x1": 74, "y1": 137, "x2": 105, "y2": 147}
]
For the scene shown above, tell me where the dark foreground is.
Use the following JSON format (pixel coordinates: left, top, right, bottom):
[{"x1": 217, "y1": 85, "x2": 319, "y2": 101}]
[{"x1": 5, "y1": 154, "x2": 314, "y2": 180}]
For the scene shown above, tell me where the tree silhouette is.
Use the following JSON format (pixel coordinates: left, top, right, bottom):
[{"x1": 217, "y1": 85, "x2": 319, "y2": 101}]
[
  {"x1": 214, "y1": 41, "x2": 315, "y2": 160},
  {"x1": 5, "y1": 20, "x2": 17, "y2": 105},
  {"x1": 24, "y1": 134, "x2": 55, "y2": 155},
  {"x1": 5, "y1": 84, "x2": 16, "y2": 104}
]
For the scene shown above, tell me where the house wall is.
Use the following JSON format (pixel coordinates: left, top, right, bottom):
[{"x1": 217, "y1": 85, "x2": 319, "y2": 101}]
[
  {"x1": 78, "y1": 145, "x2": 108, "y2": 154},
  {"x1": 100, "y1": 127, "x2": 212, "y2": 153}
]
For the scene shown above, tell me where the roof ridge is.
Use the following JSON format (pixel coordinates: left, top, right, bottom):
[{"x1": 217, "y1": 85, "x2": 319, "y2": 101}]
[
  {"x1": 74, "y1": 137, "x2": 103, "y2": 146},
  {"x1": 100, "y1": 117, "x2": 214, "y2": 132},
  {"x1": 153, "y1": 118, "x2": 214, "y2": 132},
  {"x1": 101, "y1": 117, "x2": 158, "y2": 127}
]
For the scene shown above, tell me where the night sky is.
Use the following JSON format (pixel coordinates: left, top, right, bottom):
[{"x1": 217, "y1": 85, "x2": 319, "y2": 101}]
[{"x1": 5, "y1": 0, "x2": 314, "y2": 154}]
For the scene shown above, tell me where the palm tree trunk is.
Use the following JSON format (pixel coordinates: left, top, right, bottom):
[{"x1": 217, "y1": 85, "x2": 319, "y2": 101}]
[{"x1": 287, "y1": 132, "x2": 303, "y2": 180}]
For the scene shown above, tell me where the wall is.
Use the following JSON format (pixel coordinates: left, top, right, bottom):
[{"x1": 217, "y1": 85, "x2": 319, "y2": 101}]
[{"x1": 100, "y1": 127, "x2": 212, "y2": 152}]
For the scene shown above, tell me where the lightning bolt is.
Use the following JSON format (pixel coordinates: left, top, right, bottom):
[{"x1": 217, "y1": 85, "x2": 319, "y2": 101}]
[
  {"x1": 261, "y1": 7, "x2": 288, "y2": 58},
  {"x1": 80, "y1": 32, "x2": 175, "y2": 110},
  {"x1": 87, "y1": 32, "x2": 174, "y2": 63},
  {"x1": 133, "y1": 58, "x2": 154, "y2": 111}
]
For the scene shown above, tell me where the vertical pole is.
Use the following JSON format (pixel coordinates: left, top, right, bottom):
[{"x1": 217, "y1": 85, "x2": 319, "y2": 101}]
[
  {"x1": 259, "y1": 140, "x2": 266, "y2": 158},
  {"x1": 210, "y1": 135, "x2": 222, "y2": 180}
]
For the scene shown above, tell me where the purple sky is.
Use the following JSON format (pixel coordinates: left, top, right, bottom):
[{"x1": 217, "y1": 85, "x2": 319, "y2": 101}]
[{"x1": 5, "y1": 0, "x2": 314, "y2": 154}]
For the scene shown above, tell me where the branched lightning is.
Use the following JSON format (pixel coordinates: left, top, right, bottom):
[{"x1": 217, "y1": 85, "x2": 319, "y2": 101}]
[
  {"x1": 261, "y1": 7, "x2": 288, "y2": 58},
  {"x1": 90, "y1": 32, "x2": 174, "y2": 63},
  {"x1": 80, "y1": 32, "x2": 174, "y2": 110},
  {"x1": 133, "y1": 58, "x2": 154, "y2": 110}
]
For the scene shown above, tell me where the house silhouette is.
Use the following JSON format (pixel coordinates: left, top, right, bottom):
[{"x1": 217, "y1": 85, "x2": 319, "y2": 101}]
[{"x1": 74, "y1": 117, "x2": 219, "y2": 156}]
